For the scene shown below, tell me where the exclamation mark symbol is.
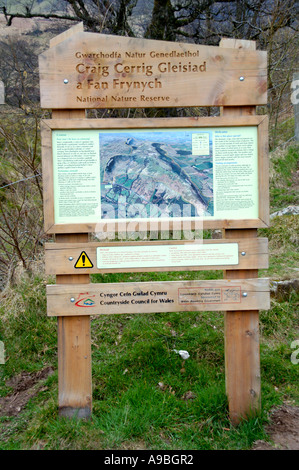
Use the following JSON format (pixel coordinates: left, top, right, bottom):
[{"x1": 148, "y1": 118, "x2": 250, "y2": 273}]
[{"x1": 75, "y1": 252, "x2": 93, "y2": 269}]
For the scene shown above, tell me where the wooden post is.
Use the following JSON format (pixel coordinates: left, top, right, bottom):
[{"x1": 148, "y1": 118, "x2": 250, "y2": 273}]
[
  {"x1": 44, "y1": 24, "x2": 92, "y2": 419},
  {"x1": 223, "y1": 229, "x2": 261, "y2": 424},
  {"x1": 53, "y1": 109, "x2": 92, "y2": 419},
  {"x1": 220, "y1": 39, "x2": 261, "y2": 425}
]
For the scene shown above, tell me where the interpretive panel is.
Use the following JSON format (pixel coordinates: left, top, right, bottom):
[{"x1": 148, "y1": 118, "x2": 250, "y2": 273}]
[
  {"x1": 52, "y1": 126, "x2": 257, "y2": 223},
  {"x1": 41, "y1": 115, "x2": 269, "y2": 233},
  {"x1": 97, "y1": 243, "x2": 238, "y2": 269},
  {"x1": 53, "y1": 129, "x2": 101, "y2": 224}
]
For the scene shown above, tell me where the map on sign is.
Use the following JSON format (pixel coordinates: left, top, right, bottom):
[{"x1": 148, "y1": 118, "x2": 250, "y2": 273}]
[{"x1": 99, "y1": 130, "x2": 213, "y2": 220}]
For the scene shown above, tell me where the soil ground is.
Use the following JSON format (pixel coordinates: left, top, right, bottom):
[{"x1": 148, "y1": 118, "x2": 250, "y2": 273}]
[
  {"x1": 0, "y1": 367, "x2": 54, "y2": 417},
  {"x1": 0, "y1": 367, "x2": 298, "y2": 450}
]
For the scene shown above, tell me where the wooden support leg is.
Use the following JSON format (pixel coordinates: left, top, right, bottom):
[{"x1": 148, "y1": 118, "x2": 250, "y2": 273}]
[
  {"x1": 220, "y1": 38, "x2": 262, "y2": 425},
  {"x1": 56, "y1": 233, "x2": 92, "y2": 419},
  {"x1": 224, "y1": 310, "x2": 260, "y2": 424},
  {"x1": 57, "y1": 315, "x2": 92, "y2": 418},
  {"x1": 51, "y1": 108, "x2": 92, "y2": 418},
  {"x1": 224, "y1": 229, "x2": 261, "y2": 425}
]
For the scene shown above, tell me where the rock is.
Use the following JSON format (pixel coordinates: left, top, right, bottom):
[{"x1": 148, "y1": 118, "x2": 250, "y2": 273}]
[
  {"x1": 173, "y1": 349, "x2": 190, "y2": 360},
  {"x1": 212, "y1": 230, "x2": 222, "y2": 239},
  {"x1": 181, "y1": 391, "x2": 197, "y2": 400},
  {"x1": 270, "y1": 279, "x2": 299, "y2": 301},
  {"x1": 270, "y1": 206, "x2": 299, "y2": 219}
]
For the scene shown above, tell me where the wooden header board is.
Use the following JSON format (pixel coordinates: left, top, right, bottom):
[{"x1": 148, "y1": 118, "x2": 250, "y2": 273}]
[
  {"x1": 38, "y1": 24, "x2": 267, "y2": 109},
  {"x1": 41, "y1": 115, "x2": 269, "y2": 234}
]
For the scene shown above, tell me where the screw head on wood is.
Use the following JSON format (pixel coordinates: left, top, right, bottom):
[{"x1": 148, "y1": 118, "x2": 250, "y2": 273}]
[
  {"x1": 69, "y1": 256, "x2": 73, "y2": 261},
  {"x1": 70, "y1": 297, "x2": 75, "y2": 303},
  {"x1": 239, "y1": 76, "x2": 245, "y2": 81},
  {"x1": 242, "y1": 292, "x2": 248, "y2": 297},
  {"x1": 241, "y1": 251, "x2": 246, "y2": 256},
  {"x1": 63, "y1": 79, "x2": 69, "y2": 84}
]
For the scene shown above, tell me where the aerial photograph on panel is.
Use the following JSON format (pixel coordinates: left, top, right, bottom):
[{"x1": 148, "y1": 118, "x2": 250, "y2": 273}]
[{"x1": 99, "y1": 130, "x2": 214, "y2": 220}]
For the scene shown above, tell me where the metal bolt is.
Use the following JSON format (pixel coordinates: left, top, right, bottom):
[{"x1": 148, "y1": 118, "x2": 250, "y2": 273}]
[
  {"x1": 239, "y1": 76, "x2": 245, "y2": 81},
  {"x1": 69, "y1": 256, "x2": 73, "y2": 261},
  {"x1": 70, "y1": 297, "x2": 75, "y2": 303},
  {"x1": 63, "y1": 79, "x2": 69, "y2": 84},
  {"x1": 241, "y1": 251, "x2": 246, "y2": 256},
  {"x1": 242, "y1": 292, "x2": 248, "y2": 297}
]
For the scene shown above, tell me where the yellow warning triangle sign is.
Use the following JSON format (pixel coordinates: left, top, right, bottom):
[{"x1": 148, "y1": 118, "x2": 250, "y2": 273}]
[{"x1": 74, "y1": 251, "x2": 93, "y2": 269}]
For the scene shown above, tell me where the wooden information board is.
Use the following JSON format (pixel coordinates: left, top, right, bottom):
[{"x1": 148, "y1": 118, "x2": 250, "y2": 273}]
[
  {"x1": 41, "y1": 115, "x2": 269, "y2": 234},
  {"x1": 39, "y1": 23, "x2": 270, "y2": 424}
]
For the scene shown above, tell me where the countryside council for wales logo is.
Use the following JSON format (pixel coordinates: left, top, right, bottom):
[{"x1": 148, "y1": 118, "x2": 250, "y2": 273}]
[{"x1": 75, "y1": 293, "x2": 96, "y2": 307}]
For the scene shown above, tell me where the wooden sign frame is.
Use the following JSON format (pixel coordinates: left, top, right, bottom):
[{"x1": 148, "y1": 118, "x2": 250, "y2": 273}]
[
  {"x1": 41, "y1": 114, "x2": 269, "y2": 235},
  {"x1": 38, "y1": 26, "x2": 270, "y2": 425}
]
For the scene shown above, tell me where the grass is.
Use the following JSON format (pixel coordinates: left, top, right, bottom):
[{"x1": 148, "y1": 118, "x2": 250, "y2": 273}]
[
  {"x1": 269, "y1": 144, "x2": 299, "y2": 213},
  {"x1": 0, "y1": 300, "x2": 271, "y2": 450},
  {"x1": 0, "y1": 270, "x2": 298, "y2": 449},
  {"x1": 0, "y1": 145, "x2": 298, "y2": 450}
]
